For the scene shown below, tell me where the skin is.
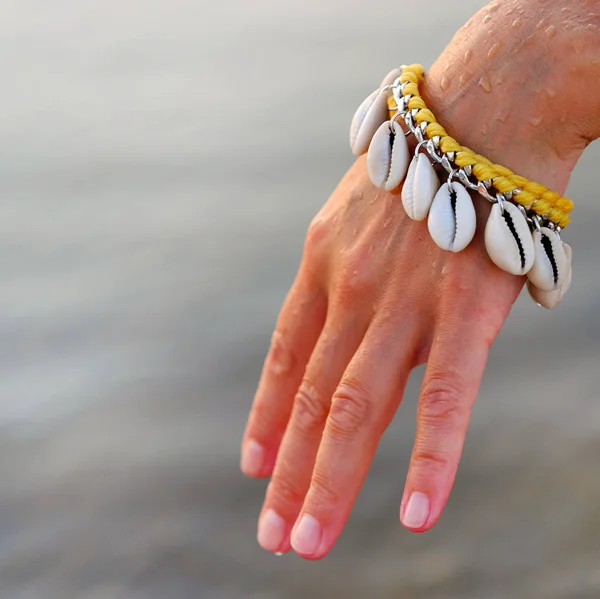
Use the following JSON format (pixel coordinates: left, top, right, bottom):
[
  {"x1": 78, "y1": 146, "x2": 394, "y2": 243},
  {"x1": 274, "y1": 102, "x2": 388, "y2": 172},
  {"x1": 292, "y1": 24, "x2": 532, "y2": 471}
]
[{"x1": 241, "y1": 0, "x2": 600, "y2": 560}]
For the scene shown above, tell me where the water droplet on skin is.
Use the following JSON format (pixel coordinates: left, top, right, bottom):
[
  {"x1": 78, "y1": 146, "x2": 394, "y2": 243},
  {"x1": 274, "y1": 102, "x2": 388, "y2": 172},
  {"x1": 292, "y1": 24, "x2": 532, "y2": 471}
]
[
  {"x1": 440, "y1": 74, "x2": 451, "y2": 91},
  {"x1": 483, "y1": 14, "x2": 493, "y2": 24},
  {"x1": 459, "y1": 72, "x2": 470, "y2": 87},
  {"x1": 464, "y1": 49, "x2": 473, "y2": 64},
  {"x1": 494, "y1": 73, "x2": 505, "y2": 86},
  {"x1": 512, "y1": 17, "x2": 522, "y2": 27},
  {"x1": 495, "y1": 109, "x2": 510, "y2": 123},
  {"x1": 588, "y1": 23, "x2": 599, "y2": 31},
  {"x1": 545, "y1": 25, "x2": 557, "y2": 37},
  {"x1": 537, "y1": 18, "x2": 548, "y2": 29},
  {"x1": 530, "y1": 114, "x2": 543, "y2": 126},
  {"x1": 479, "y1": 74, "x2": 492, "y2": 93},
  {"x1": 488, "y1": 2, "x2": 500, "y2": 11},
  {"x1": 488, "y1": 42, "x2": 501, "y2": 58}
]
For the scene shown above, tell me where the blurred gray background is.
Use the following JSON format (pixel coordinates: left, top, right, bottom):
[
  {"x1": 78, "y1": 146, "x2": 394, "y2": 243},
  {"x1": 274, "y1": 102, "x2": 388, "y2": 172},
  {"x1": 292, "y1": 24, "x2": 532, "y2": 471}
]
[{"x1": 0, "y1": 1, "x2": 599, "y2": 597}]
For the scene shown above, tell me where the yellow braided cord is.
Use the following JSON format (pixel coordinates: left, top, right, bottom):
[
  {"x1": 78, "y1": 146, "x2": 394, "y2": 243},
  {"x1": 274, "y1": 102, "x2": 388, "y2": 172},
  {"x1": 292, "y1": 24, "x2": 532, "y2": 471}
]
[{"x1": 387, "y1": 64, "x2": 572, "y2": 228}]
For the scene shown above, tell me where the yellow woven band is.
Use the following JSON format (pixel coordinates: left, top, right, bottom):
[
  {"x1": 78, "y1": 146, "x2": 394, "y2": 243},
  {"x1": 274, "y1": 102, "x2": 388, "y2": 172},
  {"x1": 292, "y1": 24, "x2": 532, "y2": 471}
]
[{"x1": 388, "y1": 64, "x2": 573, "y2": 228}]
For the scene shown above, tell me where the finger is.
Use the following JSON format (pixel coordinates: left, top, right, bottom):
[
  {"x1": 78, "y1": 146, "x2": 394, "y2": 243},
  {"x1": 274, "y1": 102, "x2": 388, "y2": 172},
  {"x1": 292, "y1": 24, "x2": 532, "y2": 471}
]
[
  {"x1": 257, "y1": 312, "x2": 368, "y2": 553},
  {"x1": 241, "y1": 277, "x2": 327, "y2": 479},
  {"x1": 400, "y1": 317, "x2": 490, "y2": 533},
  {"x1": 290, "y1": 316, "x2": 420, "y2": 560}
]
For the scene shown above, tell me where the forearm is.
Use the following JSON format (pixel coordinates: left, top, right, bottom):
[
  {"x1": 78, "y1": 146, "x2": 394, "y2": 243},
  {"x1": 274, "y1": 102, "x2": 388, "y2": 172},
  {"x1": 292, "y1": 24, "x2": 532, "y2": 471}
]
[{"x1": 420, "y1": 0, "x2": 600, "y2": 195}]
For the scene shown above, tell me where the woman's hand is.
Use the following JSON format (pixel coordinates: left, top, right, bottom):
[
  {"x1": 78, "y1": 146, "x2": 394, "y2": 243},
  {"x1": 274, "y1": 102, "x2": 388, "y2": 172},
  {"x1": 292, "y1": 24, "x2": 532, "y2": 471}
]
[
  {"x1": 243, "y1": 158, "x2": 524, "y2": 558},
  {"x1": 241, "y1": 0, "x2": 599, "y2": 559}
]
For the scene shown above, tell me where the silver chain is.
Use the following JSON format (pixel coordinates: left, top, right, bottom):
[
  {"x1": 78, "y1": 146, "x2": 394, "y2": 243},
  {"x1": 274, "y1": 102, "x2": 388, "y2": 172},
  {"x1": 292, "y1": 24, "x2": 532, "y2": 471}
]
[{"x1": 389, "y1": 82, "x2": 560, "y2": 235}]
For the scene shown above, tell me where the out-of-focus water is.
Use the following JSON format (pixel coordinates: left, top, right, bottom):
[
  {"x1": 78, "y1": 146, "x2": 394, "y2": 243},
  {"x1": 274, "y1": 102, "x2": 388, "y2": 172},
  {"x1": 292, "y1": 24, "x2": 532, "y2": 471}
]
[{"x1": 1, "y1": 1, "x2": 599, "y2": 597}]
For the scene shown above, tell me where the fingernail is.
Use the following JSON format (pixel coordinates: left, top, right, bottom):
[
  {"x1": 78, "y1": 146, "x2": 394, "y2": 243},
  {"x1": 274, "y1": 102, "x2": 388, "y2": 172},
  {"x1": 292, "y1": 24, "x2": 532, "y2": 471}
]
[
  {"x1": 291, "y1": 514, "x2": 322, "y2": 556},
  {"x1": 241, "y1": 440, "x2": 265, "y2": 476},
  {"x1": 257, "y1": 509, "x2": 287, "y2": 552},
  {"x1": 402, "y1": 492, "x2": 430, "y2": 529}
]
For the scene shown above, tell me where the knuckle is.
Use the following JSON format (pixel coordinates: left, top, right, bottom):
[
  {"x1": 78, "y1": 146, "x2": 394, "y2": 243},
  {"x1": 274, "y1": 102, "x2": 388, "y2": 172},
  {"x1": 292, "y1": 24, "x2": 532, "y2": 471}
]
[
  {"x1": 304, "y1": 214, "x2": 331, "y2": 260},
  {"x1": 293, "y1": 380, "x2": 329, "y2": 432},
  {"x1": 335, "y1": 251, "x2": 375, "y2": 304},
  {"x1": 419, "y1": 378, "x2": 467, "y2": 428},
  {"x1": 267, "y1": 476, "x2": 305, "y2": 508},
  {"x1": 328, "y1": 378, "x2": 374, "y2": 438},
  {"x1": 265, "y1": 329, "x2": 297, "y2": 376},
  {"x1": 441, "y1": 270, "x2": 473, "y2": 297},
  {"x1": 310, "y1": 470, "x2": 343, "y2": 508},
  {"x1": 411, "y1": 448, "x2": 452, "y2": 474}
]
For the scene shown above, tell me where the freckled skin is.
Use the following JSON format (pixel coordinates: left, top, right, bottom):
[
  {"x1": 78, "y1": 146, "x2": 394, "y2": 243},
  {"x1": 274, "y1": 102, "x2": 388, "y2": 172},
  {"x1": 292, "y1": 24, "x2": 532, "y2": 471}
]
[{"x1": 242, "y1": 0, "x2": 600, "y2": 560}]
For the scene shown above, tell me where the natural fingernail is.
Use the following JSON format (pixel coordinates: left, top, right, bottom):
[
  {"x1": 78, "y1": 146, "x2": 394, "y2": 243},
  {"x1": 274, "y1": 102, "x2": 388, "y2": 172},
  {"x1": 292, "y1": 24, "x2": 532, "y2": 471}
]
[
  {"x1": 241, "y1": 440, "x2": 265, "y2": 476},
  {"x1": 402, "y1": 492, "x2": 430, "y2": 529},
  {"x1": 257, "y1": 509, "x2": 287, "y2": 552},
  {"x1": 291, "y1": 514, "x2": 322, "y2": 556}
]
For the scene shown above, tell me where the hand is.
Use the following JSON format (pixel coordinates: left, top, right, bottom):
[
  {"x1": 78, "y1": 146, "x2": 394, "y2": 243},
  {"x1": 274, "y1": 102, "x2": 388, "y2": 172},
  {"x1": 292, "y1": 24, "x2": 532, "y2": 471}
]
[{"x1": 241, "y1": 0, "x2": 599, "y2": 559}]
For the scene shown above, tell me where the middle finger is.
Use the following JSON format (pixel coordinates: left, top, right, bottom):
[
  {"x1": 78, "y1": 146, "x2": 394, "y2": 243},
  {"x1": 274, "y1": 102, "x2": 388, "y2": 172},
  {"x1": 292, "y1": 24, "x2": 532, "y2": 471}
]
[{"x1": 290, "y1": 312, "x2": 420, "y2": 559}]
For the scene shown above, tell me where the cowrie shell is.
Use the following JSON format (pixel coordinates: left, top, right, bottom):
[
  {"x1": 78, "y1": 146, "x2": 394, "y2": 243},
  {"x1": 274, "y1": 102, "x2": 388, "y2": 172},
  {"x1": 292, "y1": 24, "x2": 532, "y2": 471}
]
[
  {"x1": 349, "y1": 88, "x2": 390, "y2": 157},
  {"x1": 402, "y1": 153, "x2": 440, "y2": 221},
  {"x1": 484, "y1": 201, "x2": 535, "y2": 275},
  {"x1": 527, "y1": 243, "x2": 572, "y2": 309},
  {"x1": 427, "y1": 181, "x2": 476, "y2": 252},
  {"x1": 367, "y1": 120, "x2": 409, "y2": 191},
  {"x1": 527, "y1": 227, "x2": 569, "y2": 291}
]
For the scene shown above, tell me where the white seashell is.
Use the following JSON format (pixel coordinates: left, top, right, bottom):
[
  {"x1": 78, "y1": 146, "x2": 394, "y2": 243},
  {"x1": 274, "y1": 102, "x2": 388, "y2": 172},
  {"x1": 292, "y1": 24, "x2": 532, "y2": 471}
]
[
  {"x1": 349, "y1": 88, "x2": 391, "y2": 156},
  {"x1": 527, "y1": 243, "x2": 572, "y2": 309},
  {"x1": 367, "y1": 120, "x2": 409, "y2": 191},
  {"x1": 527, "y1": 227, "x2": 569, "y2": 291},
  {"x1": 402, "y1": 153, "x2": 440, "y2": 221},
  {"x1": 380, "y1": 68, "x2": 401, "y2": 87},
  {"x1": 427, "y1": 182, "x2": 477, "y2": 252},
  {"x1": 484, "y1": 201, "x2": 535, "y2": 275}
]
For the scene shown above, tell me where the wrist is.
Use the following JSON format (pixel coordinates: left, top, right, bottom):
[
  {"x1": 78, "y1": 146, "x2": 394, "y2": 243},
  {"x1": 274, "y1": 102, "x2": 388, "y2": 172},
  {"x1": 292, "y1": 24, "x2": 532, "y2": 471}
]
[{"x1": 419, "y1": 0, "x2": 600, "y2": 196}]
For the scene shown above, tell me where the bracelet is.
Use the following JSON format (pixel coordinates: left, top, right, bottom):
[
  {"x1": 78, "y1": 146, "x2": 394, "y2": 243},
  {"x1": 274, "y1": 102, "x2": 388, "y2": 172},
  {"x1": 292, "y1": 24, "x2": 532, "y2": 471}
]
[{"x1": 349, "y1": 64, "x2": 573, "y2": 309}]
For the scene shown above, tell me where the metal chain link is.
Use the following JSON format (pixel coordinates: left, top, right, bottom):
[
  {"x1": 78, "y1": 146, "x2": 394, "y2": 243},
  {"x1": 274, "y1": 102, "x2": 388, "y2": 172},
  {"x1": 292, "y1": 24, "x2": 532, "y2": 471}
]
[{"x1": 389, "y1": 83, "x2": 560, "y2": 235}]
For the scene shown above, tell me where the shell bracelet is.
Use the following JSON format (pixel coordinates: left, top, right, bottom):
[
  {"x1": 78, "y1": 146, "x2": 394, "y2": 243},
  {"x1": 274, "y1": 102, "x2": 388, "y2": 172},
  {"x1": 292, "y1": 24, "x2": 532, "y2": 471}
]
[{"x1": 349, "y1": 64, "x2": 574, "y2": 309}]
